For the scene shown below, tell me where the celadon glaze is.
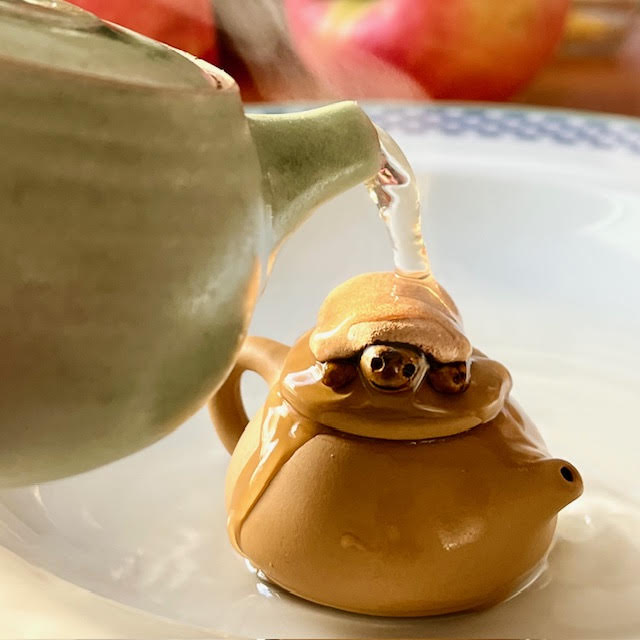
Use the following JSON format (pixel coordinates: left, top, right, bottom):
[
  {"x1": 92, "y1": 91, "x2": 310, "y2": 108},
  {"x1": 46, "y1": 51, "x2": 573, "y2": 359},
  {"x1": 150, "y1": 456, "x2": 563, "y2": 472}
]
[
  {"x1": 210, "y1": 272, "x2": 583, "y2": 617},
  {"x1": 0, "y1": 0, "x2": 381, "y2": 486}
]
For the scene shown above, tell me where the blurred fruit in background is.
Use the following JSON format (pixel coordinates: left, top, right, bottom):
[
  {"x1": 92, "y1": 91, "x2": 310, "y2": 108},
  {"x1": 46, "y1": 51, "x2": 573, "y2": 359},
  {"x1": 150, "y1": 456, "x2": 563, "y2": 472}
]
[
  {"x1": 283, "y1": 0, "x2": 571, "y2": 100},
  {"x1": 69, "y1": 0, "x2": 218, "y2": 62},
  {"x1": 561, "y1": 0, "x2": 639, "y2": 56},
  {"x1": 63, "y1": 0, "x2": 640, "y2": 111},
  {"x1": 518, "y1": 0, "x2": 640, "y2": 115}
]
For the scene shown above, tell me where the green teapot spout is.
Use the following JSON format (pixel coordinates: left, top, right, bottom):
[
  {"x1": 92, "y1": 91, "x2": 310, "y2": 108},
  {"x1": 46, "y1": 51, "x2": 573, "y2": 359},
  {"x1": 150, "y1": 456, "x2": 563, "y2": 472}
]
[{"x1": 246, "y1": 102, "x2": 382, "y2": 250}]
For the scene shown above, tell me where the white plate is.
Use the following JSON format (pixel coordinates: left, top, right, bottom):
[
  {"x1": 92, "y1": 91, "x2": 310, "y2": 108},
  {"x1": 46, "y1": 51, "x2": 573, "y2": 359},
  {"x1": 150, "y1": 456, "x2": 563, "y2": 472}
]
[{"x1": 1, "y1": 104, "x2": 640, "y2": 639}]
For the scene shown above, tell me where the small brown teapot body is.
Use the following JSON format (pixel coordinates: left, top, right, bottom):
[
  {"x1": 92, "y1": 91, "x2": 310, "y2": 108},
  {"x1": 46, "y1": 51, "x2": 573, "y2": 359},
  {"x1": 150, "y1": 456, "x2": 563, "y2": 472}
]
[{"x1": 210, "y1": 273, "x2": 582, "y2": 617}]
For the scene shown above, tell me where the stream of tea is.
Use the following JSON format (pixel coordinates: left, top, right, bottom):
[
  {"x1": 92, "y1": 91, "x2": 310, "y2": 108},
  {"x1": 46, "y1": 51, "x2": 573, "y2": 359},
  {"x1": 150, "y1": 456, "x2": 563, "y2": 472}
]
[{"x1": 366, "y1": 125, "x2": 432, "y2": 280}]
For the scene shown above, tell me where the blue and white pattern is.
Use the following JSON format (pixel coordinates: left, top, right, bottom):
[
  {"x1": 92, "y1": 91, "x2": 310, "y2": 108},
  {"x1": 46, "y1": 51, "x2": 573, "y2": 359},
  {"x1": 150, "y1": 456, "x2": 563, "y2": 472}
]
[
  {"x1": 365, "y1": 105, "x2": 640, "y2": 154},
  {"x1": 255, "y1": 103, "x2": 640, "y2": 156}
]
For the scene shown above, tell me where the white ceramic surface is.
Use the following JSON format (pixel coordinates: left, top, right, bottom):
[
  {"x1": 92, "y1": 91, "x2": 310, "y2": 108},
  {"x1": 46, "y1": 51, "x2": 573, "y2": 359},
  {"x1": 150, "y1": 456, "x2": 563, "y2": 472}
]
[{"x1": 1, "y1": 104, "x2": 639, "y2": 639}]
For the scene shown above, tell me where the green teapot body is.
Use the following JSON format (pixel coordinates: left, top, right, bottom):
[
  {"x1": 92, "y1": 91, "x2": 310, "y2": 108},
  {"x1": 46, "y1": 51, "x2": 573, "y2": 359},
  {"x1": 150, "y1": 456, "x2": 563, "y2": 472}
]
[{"x1": 0, "y1": 0, "x2": 380, "y2": 486}]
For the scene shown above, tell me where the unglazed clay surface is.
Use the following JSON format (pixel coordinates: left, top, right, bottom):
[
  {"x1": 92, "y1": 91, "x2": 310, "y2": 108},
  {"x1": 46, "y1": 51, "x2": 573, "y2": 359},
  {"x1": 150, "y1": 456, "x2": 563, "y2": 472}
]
[{"x1": 210, "y1": 272, "x2": 583, "y2": 616}]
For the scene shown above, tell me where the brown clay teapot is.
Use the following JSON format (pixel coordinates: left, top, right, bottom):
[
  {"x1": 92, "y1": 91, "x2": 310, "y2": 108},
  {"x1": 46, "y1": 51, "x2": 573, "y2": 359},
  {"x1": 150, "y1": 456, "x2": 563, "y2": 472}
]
[{"x1": 209, "y1": 272, "x2": 583, "y2": 616}]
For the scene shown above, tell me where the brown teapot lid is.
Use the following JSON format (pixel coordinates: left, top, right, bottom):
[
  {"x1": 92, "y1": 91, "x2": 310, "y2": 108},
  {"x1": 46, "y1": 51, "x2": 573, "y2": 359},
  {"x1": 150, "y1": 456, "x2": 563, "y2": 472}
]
[{"x1": 309, "y1": 272, "x2": 472, "y2": 363}]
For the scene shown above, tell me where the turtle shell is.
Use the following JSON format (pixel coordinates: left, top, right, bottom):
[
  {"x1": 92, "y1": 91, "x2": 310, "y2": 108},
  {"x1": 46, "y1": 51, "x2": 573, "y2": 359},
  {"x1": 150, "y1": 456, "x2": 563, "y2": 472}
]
[{"x1": 309, "y1": 272, "x2": 472, "y2": 364}]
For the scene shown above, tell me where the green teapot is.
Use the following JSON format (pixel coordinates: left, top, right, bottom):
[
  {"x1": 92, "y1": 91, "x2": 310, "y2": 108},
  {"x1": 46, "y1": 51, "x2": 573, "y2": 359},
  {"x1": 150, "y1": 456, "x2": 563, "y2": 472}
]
[{"x1": 0, "y1": 0, "x2": 381, "y2": 486}]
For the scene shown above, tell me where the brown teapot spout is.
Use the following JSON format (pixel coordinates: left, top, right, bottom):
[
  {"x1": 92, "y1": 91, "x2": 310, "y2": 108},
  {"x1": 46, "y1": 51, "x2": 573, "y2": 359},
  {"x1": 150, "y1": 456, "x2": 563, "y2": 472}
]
[{"x1": 534, "y1": 458, "x2": 584, "y2": 517}]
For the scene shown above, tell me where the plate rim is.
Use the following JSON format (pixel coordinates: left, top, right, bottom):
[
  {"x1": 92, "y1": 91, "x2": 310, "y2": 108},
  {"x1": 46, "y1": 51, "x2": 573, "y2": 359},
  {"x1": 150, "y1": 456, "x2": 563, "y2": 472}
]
[
  {"x1": 248, "y1": 99, "x2": 640, "y2": 126},
  {"x1": 248, "y1": 100, "x2": 640, "y2": 157}
]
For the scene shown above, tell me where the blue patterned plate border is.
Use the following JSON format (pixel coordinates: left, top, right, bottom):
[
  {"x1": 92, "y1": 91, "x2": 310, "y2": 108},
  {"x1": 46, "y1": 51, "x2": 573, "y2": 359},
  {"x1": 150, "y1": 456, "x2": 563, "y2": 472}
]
[{"x1": 249, "y1": 102, "x2": 640, "y2": 156}]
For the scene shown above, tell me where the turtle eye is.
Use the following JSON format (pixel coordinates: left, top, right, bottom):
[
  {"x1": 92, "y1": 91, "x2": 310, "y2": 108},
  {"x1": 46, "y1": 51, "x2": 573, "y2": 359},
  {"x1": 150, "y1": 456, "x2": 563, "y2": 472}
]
[
  {"x1": 426, "y1": 361, "x2": 469, "y2": 394},
  {"x1": 320, "y1": 360, "x2": 358, "y2": 391},
  {"x1": 402, "y1": 363, "x2": 416, "y2": 378}
]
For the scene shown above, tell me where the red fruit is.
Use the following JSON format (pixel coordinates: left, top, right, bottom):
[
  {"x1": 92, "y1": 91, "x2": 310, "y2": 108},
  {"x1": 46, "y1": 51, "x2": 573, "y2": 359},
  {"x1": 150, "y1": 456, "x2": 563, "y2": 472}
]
[
  {"x1": 284, "y1": 0, "x2": 570, "y2": 100},
  {"x1": 70, "y1": 0, "x2": 218, "y2": 63}
]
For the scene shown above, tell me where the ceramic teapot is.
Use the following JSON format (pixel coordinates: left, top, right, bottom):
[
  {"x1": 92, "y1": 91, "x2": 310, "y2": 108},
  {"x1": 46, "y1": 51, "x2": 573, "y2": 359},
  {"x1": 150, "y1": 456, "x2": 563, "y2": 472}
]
[
  {"x1": 210, "y1": 272, "x2": 583, "y2": 617},
  {"x1": 0, "y1": 1, "x2": 382, "y2": 486}
]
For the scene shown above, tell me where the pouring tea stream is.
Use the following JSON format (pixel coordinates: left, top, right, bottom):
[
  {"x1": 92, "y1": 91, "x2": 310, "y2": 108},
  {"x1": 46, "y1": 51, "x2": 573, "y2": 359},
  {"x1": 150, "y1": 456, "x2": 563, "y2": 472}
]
[{"x1": 366, "y1": 126, "x2": 432, "y2": 280}]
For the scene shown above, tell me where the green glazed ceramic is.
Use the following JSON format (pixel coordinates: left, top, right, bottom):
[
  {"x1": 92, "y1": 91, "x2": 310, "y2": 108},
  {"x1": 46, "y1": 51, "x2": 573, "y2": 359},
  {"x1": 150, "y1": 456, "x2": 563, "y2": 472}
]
[{"x1": 0, "y1": 0, "x2": 381, "y2": 486}]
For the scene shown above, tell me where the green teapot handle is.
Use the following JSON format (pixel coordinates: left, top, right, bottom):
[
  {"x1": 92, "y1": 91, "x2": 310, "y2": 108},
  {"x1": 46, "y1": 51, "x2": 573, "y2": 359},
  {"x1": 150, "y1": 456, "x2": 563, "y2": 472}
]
[{"x1": 209, "y1": 337, "x2": 289, "y2": 454}]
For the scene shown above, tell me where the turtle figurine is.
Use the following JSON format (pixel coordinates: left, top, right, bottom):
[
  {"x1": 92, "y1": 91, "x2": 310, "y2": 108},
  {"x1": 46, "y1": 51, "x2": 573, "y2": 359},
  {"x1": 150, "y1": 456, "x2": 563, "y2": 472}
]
[{"x1": 209, "y1": 272, "x2": 583, "y2": 617}]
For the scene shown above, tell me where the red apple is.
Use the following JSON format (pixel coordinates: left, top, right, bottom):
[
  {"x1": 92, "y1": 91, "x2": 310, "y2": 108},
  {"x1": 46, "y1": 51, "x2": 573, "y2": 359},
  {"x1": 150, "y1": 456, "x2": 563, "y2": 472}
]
[
  {"x1": 69, "y1": 0, "x2": 218, "y2": 63},
  {"x1": 284, "y1": 0, "x2": 570, "y2": 100}
]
